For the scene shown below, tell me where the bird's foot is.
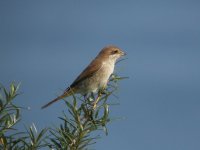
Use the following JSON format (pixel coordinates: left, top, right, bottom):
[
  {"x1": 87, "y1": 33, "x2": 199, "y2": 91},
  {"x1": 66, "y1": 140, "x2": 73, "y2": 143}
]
[{"x1": 92, "y1": 95, "x2": 101, "y2": 110}]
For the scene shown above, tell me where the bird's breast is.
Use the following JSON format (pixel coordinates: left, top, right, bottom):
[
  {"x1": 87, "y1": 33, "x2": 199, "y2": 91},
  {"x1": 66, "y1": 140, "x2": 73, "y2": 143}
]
[
  {"x1": 96, "y1": 61, "x2": 115, "y2": 87},
  {"x1": 78, "y1": 60, "x2": 115, "y2": 94},
  {"x1": 101, "y1": 61, "x2": 115, "y2": 79}
]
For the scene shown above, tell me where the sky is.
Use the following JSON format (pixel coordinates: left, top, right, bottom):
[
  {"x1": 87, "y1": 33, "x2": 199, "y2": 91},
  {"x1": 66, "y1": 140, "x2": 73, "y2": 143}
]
[{"x1": 1, "y1": 0, "x2": 200, "y2": 149}]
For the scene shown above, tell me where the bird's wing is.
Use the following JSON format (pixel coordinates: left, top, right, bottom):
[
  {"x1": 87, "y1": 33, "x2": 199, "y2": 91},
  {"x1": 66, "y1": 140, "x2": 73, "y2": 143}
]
[{"x1": 69, "y1": 57, "x2": 103, "y2": 88}]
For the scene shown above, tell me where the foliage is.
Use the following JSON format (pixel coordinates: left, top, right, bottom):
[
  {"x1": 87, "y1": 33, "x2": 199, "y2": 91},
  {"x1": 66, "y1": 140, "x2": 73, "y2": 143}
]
[
  {"x1": 0, "y1": 74, "x2": 125, "y2": 149},
  {"x1": 0, "y1": 83, "x2": 21, "y2": 149}
]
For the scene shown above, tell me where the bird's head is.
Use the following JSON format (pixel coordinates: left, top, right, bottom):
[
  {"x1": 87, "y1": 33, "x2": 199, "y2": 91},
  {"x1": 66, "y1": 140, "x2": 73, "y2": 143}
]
[{"x1": 98, "y1": 45, "x2": 126, "y2": 62}]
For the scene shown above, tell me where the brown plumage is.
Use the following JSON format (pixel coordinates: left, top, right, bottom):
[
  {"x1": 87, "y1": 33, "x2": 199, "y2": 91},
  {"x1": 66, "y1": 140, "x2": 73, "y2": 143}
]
[{"x1": 41, "y1": 45, "x2": 125, "y2": 109}]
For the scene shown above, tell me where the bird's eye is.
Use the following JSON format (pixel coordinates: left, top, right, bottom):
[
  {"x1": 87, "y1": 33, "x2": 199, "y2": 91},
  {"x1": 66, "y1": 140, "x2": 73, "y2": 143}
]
[{"x1": 112, "y1": 49, "x2": 119, "y2": 54}]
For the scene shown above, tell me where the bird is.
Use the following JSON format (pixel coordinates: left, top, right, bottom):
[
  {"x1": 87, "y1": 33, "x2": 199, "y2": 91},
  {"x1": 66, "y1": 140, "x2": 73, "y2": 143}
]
[{"x1": 41, "y1": 45, "x2": 126, "y2": 109}]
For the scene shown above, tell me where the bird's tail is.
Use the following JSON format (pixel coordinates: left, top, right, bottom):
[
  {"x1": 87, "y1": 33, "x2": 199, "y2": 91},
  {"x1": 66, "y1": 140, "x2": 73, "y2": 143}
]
[
  {"x1": 41, "y1": 87, "x2": 74, "y2": 109},
  {"x1": 41, "y1": 96, "x2": 62, "y2": 109}
]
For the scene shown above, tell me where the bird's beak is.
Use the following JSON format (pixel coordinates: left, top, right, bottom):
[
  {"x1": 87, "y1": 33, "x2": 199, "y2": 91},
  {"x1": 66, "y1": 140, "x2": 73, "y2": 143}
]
[{"x1": 121, "y1": 51, "x2": 126, "y2": 56}]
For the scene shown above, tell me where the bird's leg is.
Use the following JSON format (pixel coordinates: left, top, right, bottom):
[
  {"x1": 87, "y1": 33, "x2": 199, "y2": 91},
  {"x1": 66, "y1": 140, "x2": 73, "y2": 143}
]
[
  {"x1": 84, "y1": 93, "x2": 95, "y2": 107},
  {"x1": 83, "y1": 94, "x2": 87, "y2": 101},
  {"x1": 91, "y1": 92, "x2": 95, "y2": 100},
  {"x1": 93, "y1": 91, "x2": 102, "y2": 109},
  {"x1": 93, "y1": 86, "x2": 106, "y2": 109}
]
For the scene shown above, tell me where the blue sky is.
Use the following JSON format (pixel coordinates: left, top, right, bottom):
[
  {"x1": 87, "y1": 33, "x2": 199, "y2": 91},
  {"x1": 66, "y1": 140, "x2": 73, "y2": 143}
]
[{"x1": 1, "y1": 0, "x2": 200, "y2": 149}]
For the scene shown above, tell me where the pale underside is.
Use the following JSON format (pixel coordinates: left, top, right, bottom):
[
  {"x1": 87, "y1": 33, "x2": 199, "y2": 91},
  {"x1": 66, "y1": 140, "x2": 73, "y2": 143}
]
[{"x1": 73, "y1": 60, "x2": 115, "y2": 95}]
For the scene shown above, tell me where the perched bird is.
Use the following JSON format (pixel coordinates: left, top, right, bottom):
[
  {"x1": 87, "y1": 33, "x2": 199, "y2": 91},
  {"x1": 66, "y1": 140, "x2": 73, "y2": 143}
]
[{"x1": 41, "y1": 45, "x2": 126, "y2": 109}]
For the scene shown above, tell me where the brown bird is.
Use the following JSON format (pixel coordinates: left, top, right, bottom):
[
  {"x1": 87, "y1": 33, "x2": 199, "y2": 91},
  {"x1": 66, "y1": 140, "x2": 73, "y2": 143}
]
[{"x1": 41, "y1": 45, "x2": 126, "y2": 109}]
